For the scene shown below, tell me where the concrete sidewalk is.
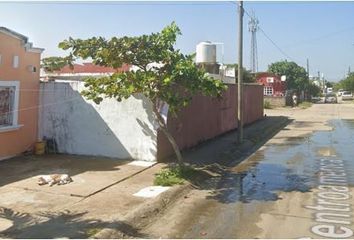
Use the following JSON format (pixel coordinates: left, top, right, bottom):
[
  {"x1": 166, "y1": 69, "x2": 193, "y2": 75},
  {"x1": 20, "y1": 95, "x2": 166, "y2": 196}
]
[
  {"x1": 0, "y1": 155, "x2": 167, "y2": 238},
  {"x1": 0, "y1": 115, "x2": 289, "y2": 239}
]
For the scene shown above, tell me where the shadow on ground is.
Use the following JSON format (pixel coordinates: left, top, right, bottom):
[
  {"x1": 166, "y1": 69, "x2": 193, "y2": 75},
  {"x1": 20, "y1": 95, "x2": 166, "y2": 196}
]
[
  {"x1": 0, "y1": 155, "x2": 132, "y2": 188},
  {"x1": 170, "y1": 115, "x2": 315, "y2": 204},
  {"x1": 0, "y1": 207, "x2": 147, "y2": 239}
]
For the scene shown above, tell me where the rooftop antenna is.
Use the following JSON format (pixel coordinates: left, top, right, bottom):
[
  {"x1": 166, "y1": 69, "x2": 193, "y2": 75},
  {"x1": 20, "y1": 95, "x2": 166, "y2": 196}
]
[{"x1": 248, "y1": 10, "x2": 259, "y2": 73}]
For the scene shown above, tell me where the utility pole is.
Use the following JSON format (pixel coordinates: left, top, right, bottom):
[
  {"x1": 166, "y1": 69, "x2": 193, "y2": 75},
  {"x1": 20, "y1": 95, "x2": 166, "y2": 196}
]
[
  {"x1": 306, "y1": 58, "x2": 309, "y2": 99},
  {"x1": 318, "y1": 71, "x2": 324, "y2": 93},
  {"x1": 237, "y1": 0, "x2": 244, "y2": 143}
]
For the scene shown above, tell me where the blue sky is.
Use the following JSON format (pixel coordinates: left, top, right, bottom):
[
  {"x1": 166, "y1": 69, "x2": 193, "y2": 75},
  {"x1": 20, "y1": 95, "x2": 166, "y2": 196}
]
[{"x1": 1, "y1": 1, "x2": 353, "y2": 81}]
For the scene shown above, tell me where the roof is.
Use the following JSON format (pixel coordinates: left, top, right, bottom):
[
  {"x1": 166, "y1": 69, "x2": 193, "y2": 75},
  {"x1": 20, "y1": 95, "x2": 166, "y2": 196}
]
[
  {"x1": 53, "y1": 63, "x2": 130, "y2": 75},
  {"x1": 0, "y1": 26, "x2": 44, "y2": 53},
  {"x1": 256, "y1": 72, "x2": 280, "y2": 79}
]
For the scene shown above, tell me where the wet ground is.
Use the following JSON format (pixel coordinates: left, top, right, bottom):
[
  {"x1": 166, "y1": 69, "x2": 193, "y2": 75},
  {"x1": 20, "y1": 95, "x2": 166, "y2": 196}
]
[
  {"x1": 181, "y1": 120, "x2": 354, "y2": 238},
  {"x1": 142, "y1": 104, "x2": 354, "y2": 239}
]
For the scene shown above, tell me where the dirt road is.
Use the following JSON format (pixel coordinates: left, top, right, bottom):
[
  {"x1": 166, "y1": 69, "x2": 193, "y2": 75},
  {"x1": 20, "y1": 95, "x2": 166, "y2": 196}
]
[{"x1": 141, "y1": 103, "x2": 354, "y2": 239}]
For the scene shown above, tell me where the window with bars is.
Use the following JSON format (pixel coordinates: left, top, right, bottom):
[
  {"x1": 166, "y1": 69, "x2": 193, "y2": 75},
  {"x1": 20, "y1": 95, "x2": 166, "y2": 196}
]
[
  {"x1": 0, "y1": 86, "x2": 15, "y2": 127},
  {"x1": 264, "y1": 86, "x2": 273, "y2": 96},
  {"x1": 0, "y1": 81, "x2": 19, "y2": 129}
]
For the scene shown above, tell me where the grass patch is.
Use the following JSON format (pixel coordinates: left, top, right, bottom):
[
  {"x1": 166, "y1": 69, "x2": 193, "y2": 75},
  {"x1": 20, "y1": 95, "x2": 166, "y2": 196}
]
[
  {"x1": 154, "y1": 165, "x2": 198, "y2": 186},
  {"x1": 264, "y1": 100, "x2": 273, "y2": 109},
  {"x1": 298, "y1": 101, "x2": 312, "y2": 109},
  {"x1": 86, "y1": 228, "x2": 102, "y2": 237}
]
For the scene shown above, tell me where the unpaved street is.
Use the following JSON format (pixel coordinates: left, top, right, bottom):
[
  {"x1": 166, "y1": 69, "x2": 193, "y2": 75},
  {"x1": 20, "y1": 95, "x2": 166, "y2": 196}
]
[{"x1": 142, "y1": 103, "x2": 354, "y2": 239}]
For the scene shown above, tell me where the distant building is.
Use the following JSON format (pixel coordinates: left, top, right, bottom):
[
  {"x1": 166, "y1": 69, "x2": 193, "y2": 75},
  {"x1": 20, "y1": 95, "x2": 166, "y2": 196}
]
[
  {"x1": 309, "y1": 75, "x2": 324, "y2": 88},
  {"x1": 42, "y1": 62, "x2": 130, "y2": 81},
  {"x1": 0, "y1": 26, "x2": 44, "y2": 160},
  {"x1": 220, "y1": 65, "x2": 235, "y2": 77},
  {"x1": 256, "y1": 72, "x2": 286, "y2": 97}
]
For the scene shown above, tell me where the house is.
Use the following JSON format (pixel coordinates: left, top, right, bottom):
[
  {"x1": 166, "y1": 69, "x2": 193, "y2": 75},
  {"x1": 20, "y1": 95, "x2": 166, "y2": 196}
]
[
  {"x1": 0, "y1": 27, "x2": 44, "y2": 160},
  {"x1": 256, "y1": 72, "x2": 286, "y2": 97},
  {"x1": 220, "y1": 65, "x2": 236, "y2": 77},
  {"x1": 42, "y1": 62, "x2": 130, "y2": 81}
]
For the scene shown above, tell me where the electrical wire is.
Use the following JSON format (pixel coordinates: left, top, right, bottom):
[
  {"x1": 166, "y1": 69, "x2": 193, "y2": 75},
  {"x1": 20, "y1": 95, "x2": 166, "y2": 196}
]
[
  {"x1": 2, "y1": 1, "x2": 232, "y2": 5},
  {"x1": 242, "y1": 7, "x2": 300, "y2": 63},
  {"x1": 0, "y1": 96, "x2": 82, "y2": 117},
  {"x1": 257, "y1": 27, "x2": 296, "y2": 62},
  {"x1": 284, "y1": 26, "x2": 354, "y2": 48},
  {"x1": 229, "y1": 1, "x2": 306, "y2": 66}
]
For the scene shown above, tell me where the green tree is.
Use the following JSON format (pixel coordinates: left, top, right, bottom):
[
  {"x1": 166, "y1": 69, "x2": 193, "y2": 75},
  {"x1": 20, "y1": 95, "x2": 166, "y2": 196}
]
[
  {"x1": 326, "y1": 81, "x2": 334, "y2": 88},
  {"x1": 58, "y1": 22, "x2": 226, "y2": 165},
  {"x1": 268, "y1": 60, "x2": 308, "y2": 91},
  {"x1": 41, "y1": 56, "x2": 72, "y2": 73},
  {"x1": 337, "y1": 73, "x2": 354, "y2": 92},
  {"x1": 333, "y1": 82, "x2": 342, "y2": 91},
  {"x1": 308, "y1": 83, "x2": 321, "y2": 97}
]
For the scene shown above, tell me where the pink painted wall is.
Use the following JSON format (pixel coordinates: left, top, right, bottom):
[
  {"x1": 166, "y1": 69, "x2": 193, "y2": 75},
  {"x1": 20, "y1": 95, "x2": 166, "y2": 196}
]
[
  {"x1": 0, "y1": 31, "x2": 42, "y2": 159},
  {"x1": 157, "y1": 83, "x2": 264, "y2": 160}
]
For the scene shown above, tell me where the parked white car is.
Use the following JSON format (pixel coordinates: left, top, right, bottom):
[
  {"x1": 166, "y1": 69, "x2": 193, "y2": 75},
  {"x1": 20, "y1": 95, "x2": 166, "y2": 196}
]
[
  {"x1": 337, "y1": 89, "x2": 345, "y2": 96},
  {"x1": 324, "y1": 93, "x2": 338, "y2": 103},
  {"x1": 341, "y1": 91, "x2": 353, "y2": 101}
]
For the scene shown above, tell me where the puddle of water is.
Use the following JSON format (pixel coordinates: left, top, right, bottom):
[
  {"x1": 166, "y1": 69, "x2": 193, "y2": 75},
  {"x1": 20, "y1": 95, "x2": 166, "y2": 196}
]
[
  {"x1": 217, "y1": 119, "x2": 354, "y2": 203},
  {"x1": 181, "y1": 119, "x2": 354, "y2": 239}
]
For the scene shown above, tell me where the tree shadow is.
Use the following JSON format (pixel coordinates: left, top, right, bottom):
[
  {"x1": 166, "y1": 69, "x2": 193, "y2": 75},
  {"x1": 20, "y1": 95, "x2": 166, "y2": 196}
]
[
  {"x1": 0, "y1": 207, "x2": 147, "y2": 239},
  {"x1": 132, "y1": 94, "x2": 158, "y2": 160},
  {"x1": 136, "y1": 118, "x2": 157, "y2": 159},
  {"x1": 0, "y1": 85, "x2": 160, "y2": 188}
]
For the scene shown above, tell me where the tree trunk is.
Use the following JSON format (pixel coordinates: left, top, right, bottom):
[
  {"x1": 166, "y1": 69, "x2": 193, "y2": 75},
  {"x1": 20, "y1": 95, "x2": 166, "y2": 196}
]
[{"x1": 152, "y1": 103, "x2": 184, "y2": 166}]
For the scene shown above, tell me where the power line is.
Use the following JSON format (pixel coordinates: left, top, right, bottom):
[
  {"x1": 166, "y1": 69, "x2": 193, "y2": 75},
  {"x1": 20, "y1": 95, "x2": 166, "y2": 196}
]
[
  {"x1": 242, "y1": 7, "x2": 300, "y2": 64},
  {"x1": 2, "y1": 1, "x2": 232, "y2": 5},
  {"x1": 285, "y1": 26, "x2": 354, "y2": 48},
  {"x1": 0, "y1": 96, "x2": 82, "y2": 117},
  {"x1": 257, "y1": 27, "x2": 296, "y2": 62}
]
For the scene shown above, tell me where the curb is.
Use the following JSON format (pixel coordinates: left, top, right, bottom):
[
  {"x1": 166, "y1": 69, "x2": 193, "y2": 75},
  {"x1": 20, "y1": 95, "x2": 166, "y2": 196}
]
[
  {"x1": 249, "y1": 117, "x2": 290, "y2": 147},
  {"x1": 93, "y1": 183, "x2": 192, "y2": 239},
  {"x1": 93, "y1": 116, "x2": 290, "y2": 238},
  {"x1": 228, "y1": 116, "x2": 290, "y2": 166}
]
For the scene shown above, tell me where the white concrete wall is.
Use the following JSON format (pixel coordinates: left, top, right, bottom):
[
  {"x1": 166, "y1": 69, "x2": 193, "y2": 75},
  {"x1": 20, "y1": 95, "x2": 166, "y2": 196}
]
[{"x1": 38, "y1": 81, "x2": 157, "y2": 161}]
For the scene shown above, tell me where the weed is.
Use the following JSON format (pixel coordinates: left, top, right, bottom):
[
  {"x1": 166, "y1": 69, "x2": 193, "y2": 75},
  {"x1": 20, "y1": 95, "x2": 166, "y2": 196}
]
[
  {"x1": 86, "y1": 228, "x2": 102, "y2": 237},
  {"x1": 154, "y1": 165, "x2": 198, "y2": 186},
  {"x1": 264, "y1": 100, "x2": 272, "y2": 109},
  {"x1": 299, "y1": 101, "x2": 312, "y2": 109}
]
